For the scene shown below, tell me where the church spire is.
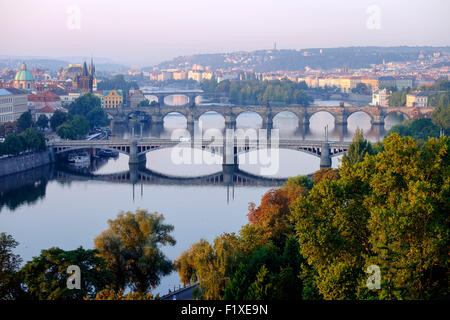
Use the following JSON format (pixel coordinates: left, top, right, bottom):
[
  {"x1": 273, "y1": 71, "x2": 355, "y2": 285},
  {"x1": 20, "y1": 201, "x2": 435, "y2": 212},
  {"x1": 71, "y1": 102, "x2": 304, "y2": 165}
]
[{"x1": 89, "y1": 58, "x2": 95, "y2": 76}]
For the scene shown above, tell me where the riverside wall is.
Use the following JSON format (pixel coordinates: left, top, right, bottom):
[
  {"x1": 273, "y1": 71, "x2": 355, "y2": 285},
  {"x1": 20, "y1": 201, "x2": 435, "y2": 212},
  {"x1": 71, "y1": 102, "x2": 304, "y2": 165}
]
[{"x1": 0, "y1": 149, "x2": 55, "y2": 177}]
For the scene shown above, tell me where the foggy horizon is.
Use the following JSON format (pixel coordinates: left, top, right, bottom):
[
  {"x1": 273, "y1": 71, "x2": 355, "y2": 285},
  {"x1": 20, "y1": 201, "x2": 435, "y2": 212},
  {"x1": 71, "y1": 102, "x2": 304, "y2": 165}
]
[{"x1": 1, "y1": 0, "x2": 449, "y2": 66}]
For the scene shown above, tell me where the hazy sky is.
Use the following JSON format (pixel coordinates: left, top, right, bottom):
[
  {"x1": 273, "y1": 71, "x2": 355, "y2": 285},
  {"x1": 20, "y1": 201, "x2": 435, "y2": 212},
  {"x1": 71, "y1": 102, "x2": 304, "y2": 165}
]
[{"x1": 1, "y1": 0, "x2": 449, "y2": 66}]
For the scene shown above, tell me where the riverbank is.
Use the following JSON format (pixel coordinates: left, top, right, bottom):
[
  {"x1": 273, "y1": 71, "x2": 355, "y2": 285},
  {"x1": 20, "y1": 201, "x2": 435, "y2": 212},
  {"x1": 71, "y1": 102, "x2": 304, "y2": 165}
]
[{"x1": 0, "y1": 149, "x2": 55, "y2": 177}]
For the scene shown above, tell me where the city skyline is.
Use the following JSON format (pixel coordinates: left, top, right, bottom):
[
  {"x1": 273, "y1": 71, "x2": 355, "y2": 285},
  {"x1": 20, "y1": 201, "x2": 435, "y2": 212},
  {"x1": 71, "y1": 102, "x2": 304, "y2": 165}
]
[{"x1": 1, "y1": 0, "x2": 449, "y2": 66}]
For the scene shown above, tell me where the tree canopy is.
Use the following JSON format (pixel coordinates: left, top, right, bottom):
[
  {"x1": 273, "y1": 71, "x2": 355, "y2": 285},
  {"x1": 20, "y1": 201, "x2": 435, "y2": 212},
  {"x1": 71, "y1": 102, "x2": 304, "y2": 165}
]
[
  {"x1": 17, "y1": 111, "x2": 33, "y2": 133},
  {"x1": 387, "y1": 118, "x2": 440, "y2": 141},
  {"x1": 21, "y1": 247, "x2": 113, "y2": 300},
  {"x1": 201, "y1": 79, "x2": 312, "y2": 106},
  {"x1": 94, "y1": 209, "x2": 176, "y2": 293}
]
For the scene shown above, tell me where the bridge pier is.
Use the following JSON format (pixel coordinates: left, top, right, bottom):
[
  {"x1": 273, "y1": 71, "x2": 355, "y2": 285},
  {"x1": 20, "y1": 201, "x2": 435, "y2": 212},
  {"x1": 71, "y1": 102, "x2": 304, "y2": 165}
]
[
  {"x1": 335, "y1": 114, "x2": 348, "y2": 126},
  {"x1": 320, "y1": 141, "x2": 332, "y2": 168},
  {"x1": 223, "y1": 127, "x2": 238, "y2": 171},
  {"x1": 334, "y1": 124, "x2": 348, "y2": 142},
  {"x1": 129, "y1": 139, "x2": 147, "y2": 167},
  {"x1": 299, "y1": 110, "x2": 310, "y2": 127},
  {"x1": 297, "y1": 124, "x2": 309, "y2": 140},
  {"x1": 157, "y1": 95, "x2": 165, "y2": 106},
  {"x1": 187, "y1": 94, "x2": 197, "y2": 107},
  {"x1": 372, "y1": 114, "x2": 385, "y2": 125}
]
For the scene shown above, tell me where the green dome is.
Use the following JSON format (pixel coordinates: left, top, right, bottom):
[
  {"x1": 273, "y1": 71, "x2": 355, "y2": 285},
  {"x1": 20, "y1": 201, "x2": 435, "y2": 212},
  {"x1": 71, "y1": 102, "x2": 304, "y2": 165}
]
[{"x1": 14, "y1": 63, "x2": 35, "y2": 82}]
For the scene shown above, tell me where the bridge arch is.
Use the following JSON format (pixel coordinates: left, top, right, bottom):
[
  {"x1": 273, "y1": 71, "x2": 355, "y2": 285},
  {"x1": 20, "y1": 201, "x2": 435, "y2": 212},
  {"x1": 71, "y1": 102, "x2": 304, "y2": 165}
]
[
  {"x1": 161, "y1": 111, "x2": 189, "y2": 128},
  {"x1": 54, "y1": 146, "x2": 131, "y2": 156},
  {"x1": 385, "y1": 110, "x2": 411, "y2": 121},
  {"x1": 235, "y1": 110, "x2": 264, "y2": 127},
  {"x1": 272, "y1": 110, "x2": 299, "y2": 128},
  {"x1": 308, "y1": 110, "x2": 337, "y2": 125},
  {"x1": 347, "y1": 110, "x2": 374, "y2": 124},
  {"x1": 197, "y1": 110, "x2": 226, "y2": 129}
]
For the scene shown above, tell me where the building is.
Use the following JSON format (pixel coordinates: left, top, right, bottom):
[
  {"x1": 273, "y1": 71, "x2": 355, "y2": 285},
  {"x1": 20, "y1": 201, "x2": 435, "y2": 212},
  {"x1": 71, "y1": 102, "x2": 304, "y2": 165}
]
[
  {"x1": 188, "y1": 70, "x2": 202, "y2": 82},
  {"x1": 35, "y1": 106, "x2": 57, "y2": 120},
  {"x1": 395, "y1": 77, "x2": 415, "y2": 90},
  {"x1": 73, "y1": 60, "x2": 95, "y2": 93},
  {"x1": 361, "y1": 78, "x2": 379, "y2": 90},
  {"x1": 28, "y1": 90, "x2": 62, "y2": 112},
  {"x1": 127, "y1": 89, "x2": 146, "y2": 108},
  {"x1": 338, "y1": 78, "x2": 352, "y2": 93},
  {"x1": 14, "y1": 63, "x2": 35, "y2": 91},
  {"x1": 59, "y1": 64, "x2": 83, "y2": 80},
  {"x1": 158, "y1": 71, "x2": 173, "y2": 82},
  {"x1": 100, "y1": 90, "x2": 123, "y2": 109},
  {"x1": 378, "y1": 76, "x2": 396, "y2": 89},
  {"x1": 173, "y1": 71, "x2": 186, "y2": 80},
  {"x1": 371, "y1": 88, "x2": 390, "y2": 107},
  {"x1": 406, "y1": 92, "x2": 428, "y2": 108},
  {"x1": 59, "y1": 92, "x2": 81, "y2": 106},
  {"x1": 0, "y1": 89, "x2": 14, "y2": 123},
  {"x1": 201, "y1": 71, "x2": 214, "y2": 81},
  {"x1": 0, "y1": 88, "x2": 29, "y2": 123}
]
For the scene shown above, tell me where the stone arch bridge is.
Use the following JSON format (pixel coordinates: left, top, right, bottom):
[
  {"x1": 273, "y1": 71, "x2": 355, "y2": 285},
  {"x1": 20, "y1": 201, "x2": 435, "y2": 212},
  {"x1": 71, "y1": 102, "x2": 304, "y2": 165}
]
[{"x1": 108, "y1": 104, "x2": 434, "y2": 127}]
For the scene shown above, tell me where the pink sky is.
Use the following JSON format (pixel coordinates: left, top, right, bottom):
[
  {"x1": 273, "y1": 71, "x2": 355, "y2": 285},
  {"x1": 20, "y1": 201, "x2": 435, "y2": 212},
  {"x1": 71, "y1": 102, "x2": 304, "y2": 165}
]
[{"x1": 1, "y1": 0, "x2": 449, "y2": 66}]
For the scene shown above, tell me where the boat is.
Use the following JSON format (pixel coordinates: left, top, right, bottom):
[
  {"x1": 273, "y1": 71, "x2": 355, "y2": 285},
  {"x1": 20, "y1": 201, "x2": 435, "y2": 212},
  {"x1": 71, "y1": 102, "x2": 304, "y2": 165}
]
[
  {"x1": 73, "y1": 151, "x2": 90, "y2": 164},
  {"x1": 67, "y1": 153, "x2": 77, "y2": 162},
  {"x1": 97, "y1": 149, "x2": 119, "y2": 158}
]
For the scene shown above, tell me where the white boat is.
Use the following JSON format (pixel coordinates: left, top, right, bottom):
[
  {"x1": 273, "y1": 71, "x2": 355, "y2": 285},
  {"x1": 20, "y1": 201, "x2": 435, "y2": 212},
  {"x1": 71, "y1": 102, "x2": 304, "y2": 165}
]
[
  {"x1": 68, "y1": 153, "x2": 77, "y2": 162},
  {"x1": 73, "y1": 151, "x2": 90, "y2": 164}
]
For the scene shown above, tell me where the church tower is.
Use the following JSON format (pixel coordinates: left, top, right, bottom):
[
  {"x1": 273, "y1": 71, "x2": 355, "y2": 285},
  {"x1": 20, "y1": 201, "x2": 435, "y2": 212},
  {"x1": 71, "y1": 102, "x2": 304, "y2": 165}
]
[{"x1": 74, "y1": 60, "x2": 95, "y2": 93}]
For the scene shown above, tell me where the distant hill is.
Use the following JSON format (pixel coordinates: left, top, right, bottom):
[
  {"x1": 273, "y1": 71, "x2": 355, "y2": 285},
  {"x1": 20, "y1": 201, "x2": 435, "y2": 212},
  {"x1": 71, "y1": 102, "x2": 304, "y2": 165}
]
[
  {"x1": 151, "y1": 46, "x2": 450, "y2": 72},
  {"x1": 0, "y1": 56, "x2": 129, "y2": 73}
]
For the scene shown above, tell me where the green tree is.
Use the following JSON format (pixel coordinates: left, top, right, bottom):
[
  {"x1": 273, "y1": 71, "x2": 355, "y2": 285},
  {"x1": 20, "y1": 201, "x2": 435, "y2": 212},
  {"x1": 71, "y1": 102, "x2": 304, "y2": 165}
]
[
  {"x1": 69, "y1": 94, "x2": 108, "y2": 128},
  {"x1": 94, "y1": 210, "x2": 176, "y2": 293},
  {"x1": 351, "y1": 83, "x2": 370, "y2": 95},
  {"x1": 388, "y1": 90, "x2": 407, "y2": 106},
  {"x1": 3, "y1": 134, "x2": 25, "y2": 155},
  {"x1": 21, "y1": 247, "x2": 113, "y2": 300},
  {"x1": 0, "y1": 233, "x2": 23, "y2": 300},
  {"x1": 17, "y1": 111, "x2": 33, "y2": 133},
  {"x1": 342, "y1": 128, "x2": 374, "y2": 166},
  {"x1": 137, "y1": 99, "x2": 150, "y2": 107},
  {"x1": 20, "y1": 128, "x2": 46, "y2": 151},
  {"x1": 50, "y1": 110, "x2": 68, "y2": 131},
  {"x1": 292, "y1": 134, "x2": 449, "y2": 300},
  {"x1": 387, "y1": 118, "x2": 440, "y2": 141},
  {"x1": 36, "y1": 115, "x2": 49, "y2": 130},
  {"x1": 431, "y1": 104, "x2": 450, "y2": 134},
  {"x1": 69, "y1": 93, "x2": 101, "y2": 116},
  {"x1": 86, "y1": 107, "x2": 108, "y2": 128},
  {"x1": 56, "y1": 122, "x2": 77, "y2": 140},
  {"x1": 70, "y1": 115, "x2": 90, "y2": 137}
]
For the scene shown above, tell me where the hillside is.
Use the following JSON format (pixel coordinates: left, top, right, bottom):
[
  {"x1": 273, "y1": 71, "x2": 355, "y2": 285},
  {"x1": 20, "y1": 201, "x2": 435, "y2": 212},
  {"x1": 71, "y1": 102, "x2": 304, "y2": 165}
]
[{"x1": 152, "y1": 46, "x2": 450, "y2": 72}]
